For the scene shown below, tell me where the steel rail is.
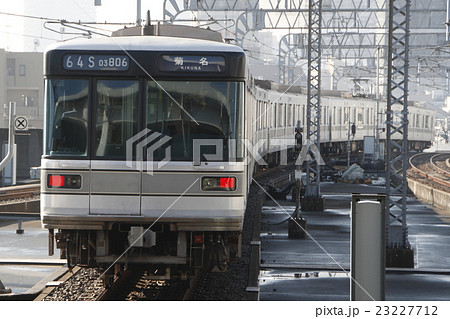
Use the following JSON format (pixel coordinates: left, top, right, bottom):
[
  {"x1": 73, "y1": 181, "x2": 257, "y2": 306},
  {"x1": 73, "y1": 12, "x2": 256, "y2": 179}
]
[{"x1": 409, "y1": 153, "x2": 450, "y2": 189}]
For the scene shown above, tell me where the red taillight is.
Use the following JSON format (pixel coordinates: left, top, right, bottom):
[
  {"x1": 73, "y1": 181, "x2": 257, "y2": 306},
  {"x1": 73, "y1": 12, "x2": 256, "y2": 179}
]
[
  {"x1": 202, "y1": 177, "x2": 236, "y2": 191},
  {"x1": 49, "y1": 175, "x2": 65, "y2": 187},
  {"x1": 194, "y1": 235, "x2": 203, "y2": 245},
  {"x1": 220, "y1": 177, "x2": 235, "y2": 189},
  {"x1": 48, "y1": 174, "x2": 81, "y2": 189}
]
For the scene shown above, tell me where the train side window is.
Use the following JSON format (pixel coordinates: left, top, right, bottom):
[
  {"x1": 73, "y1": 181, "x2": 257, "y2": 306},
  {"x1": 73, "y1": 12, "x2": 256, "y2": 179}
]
[
  {"x1": 288, "y1": 104, "x2": 293, "y2": 126},
  {"x1": 263, "y1": 102, "x2": 267, "y2": 129},
  {"x1": 344, "y1": 107, "x2": 349, "y2": 124},
  {"x1": 277, "y1": 103, "x2": 283, "y2": 127},
  {"x1": 272, "y1": 103, "x2": 276, "y2": 128},
  {"x1": 332, "y1": 107, "x2": 336, "y2": 125},
  {"x1": 258, "y1": 100, "x2": 262, "y2": 130},
  {"x1": 94, "y1": 80, "x2": 139, "y2": 157},
  {"x1": 45, "y1": 79, "x2": 89, "y2": 157},
  {"x1": 302, "y1": 105, "x2": 306, "y2": 126},
  {"x1": 358, "y1": 108, "x2": 363, "y2": 124}
]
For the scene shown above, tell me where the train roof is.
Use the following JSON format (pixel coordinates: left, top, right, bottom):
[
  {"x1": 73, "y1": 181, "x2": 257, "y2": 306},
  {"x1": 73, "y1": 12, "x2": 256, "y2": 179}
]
[{"x1": 45, "y1": 35, "x2": 245, "y2": 54}]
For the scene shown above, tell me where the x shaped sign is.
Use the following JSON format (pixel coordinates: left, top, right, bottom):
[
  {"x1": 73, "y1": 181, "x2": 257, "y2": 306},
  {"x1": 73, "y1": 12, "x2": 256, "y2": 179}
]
[{"x1": 15, "y1": 116, "x2": 28, "y2": 131}]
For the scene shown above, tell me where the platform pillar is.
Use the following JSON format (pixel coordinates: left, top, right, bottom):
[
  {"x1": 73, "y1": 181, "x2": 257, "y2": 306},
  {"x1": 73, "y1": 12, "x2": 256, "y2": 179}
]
[
  {"x1": 386, "y1": 248, "x2": 414, "y2": 268},
  {"x1": 351, "y1": 194, "x2": 386, "y2": 301},
  {"x1": 288, "y1": 216, "x2": 307, "y2": 239},
  {"x1": 289, "y1": 170, "x2": 308, "y2": 238},
  {"x1": 301, "y1": 196, "x2": 324, "y2": 211},
  {"x1": 16, "y1": 219, "x2": 24, "y2": 234}
]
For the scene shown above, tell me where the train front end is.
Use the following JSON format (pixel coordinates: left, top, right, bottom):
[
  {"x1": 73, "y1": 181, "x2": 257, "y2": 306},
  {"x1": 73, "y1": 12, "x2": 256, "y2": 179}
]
[{"x1": 41, "y1": 35, "x2": 247, "y2": 276}]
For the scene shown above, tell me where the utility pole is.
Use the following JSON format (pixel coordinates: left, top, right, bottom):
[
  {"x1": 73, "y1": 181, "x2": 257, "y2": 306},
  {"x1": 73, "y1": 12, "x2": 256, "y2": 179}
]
[
  {"x1": 302, "y1": 0, "x2": 324, "y2": 211},
  {"x1": 386, "y1": 0, "x2": 413, "y2": 267},
  {"x1": 374, "y1": 47, "x2": 381, "y2": 161}
]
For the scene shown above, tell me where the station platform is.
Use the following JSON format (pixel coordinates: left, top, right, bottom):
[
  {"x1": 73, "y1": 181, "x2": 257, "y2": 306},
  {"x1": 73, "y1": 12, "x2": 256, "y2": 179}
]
[
  {"x1": 0, "y1": 219, "x2": 64, "y2": 295},
  {"x1": 260, "y1": 182, "x2": 450, "y2": 301}
]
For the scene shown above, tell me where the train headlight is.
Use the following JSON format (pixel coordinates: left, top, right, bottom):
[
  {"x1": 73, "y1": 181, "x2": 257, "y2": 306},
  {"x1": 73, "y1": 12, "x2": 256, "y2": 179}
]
[
  {"x1": 48, "y1": 174, "x2": 82, "y2": 189},
  {"x1": 201, "y1": 177, "x2": 236, "y2": 191}
]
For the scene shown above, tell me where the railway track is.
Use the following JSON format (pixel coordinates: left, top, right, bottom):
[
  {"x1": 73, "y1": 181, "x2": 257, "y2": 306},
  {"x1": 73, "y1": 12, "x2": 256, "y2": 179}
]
[
  {"x1": 409, "y1": 152, "x2": 450, "y2": 190},
  {"x1": 35, "y1": 265, "x2": 190, "y2": 301},
  {"x1": 0, "y1": 184, "x2": 40, "y2": 202},
  {"x1": 98, "y1": 266, "x2": 188, "y2": 301},
  {"x1": 32, "y1": 165, "x2": 292, "y2": 301}
]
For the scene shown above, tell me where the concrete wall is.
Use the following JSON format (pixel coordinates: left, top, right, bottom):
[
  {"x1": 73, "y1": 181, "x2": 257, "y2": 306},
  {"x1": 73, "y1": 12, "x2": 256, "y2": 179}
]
[
  {"x1": 0, "y1": 128, "x2": 43, "y2": 183},
  {"x1": 407, "y1": 179, "x2": 450, "y2": 210}
]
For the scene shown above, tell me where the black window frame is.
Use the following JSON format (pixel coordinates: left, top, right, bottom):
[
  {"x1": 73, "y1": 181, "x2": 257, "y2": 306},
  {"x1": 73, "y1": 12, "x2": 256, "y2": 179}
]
[{"x1": 43, "y1": 77, "x2": 91, "y2": 159}]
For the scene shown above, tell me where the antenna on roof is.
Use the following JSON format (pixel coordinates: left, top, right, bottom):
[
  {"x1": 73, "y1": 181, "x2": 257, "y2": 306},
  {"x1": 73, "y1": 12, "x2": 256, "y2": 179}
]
[
  {"x1": 137, "y1": 0, "x2": 142, "y2": 26},
  {"x1": 146, "y1": 10, "x2": 151, "y2": 26}
]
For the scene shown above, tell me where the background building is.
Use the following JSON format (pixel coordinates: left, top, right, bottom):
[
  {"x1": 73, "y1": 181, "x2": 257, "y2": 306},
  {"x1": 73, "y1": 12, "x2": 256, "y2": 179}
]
[{"x1": 0, "y1": 49, "x2": 43, "y2": 183}]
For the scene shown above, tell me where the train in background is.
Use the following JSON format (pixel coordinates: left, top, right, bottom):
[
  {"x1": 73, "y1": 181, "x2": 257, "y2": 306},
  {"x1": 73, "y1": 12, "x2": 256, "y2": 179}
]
[
  {"x1": 41, "y1": 25, "x2": 434, "y2": 279},
  {"x1": 249, "y1": 79, "x2": 434, "y2": 168}
]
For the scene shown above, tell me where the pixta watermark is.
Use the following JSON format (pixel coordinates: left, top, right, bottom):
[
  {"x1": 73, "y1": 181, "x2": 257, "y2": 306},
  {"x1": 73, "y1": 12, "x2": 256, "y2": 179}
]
[{"x1": 126, "y1": 129, "x2": 324, "y2": 174}]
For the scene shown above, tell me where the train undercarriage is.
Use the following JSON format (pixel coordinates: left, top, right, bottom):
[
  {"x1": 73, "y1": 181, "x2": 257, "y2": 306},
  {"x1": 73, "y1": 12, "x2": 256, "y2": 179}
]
[{"x1": 51, "y1": 225, "x2": 241, "y2": 280}]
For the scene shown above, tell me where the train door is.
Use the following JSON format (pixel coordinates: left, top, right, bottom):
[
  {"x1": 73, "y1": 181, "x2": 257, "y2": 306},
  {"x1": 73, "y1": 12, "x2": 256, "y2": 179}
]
[{"x1": 89, "y1": 79, "x2": 141, "y2": 215}]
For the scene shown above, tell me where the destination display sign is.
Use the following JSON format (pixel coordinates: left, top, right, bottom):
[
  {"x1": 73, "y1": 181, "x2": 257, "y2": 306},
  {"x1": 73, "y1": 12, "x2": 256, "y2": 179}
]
[
  {"x1": 159, "y1": 55, "x2": 225, "y2": 73},
  {"x1": 63, "y1": 54, "x2": 130, "y2": 71}
]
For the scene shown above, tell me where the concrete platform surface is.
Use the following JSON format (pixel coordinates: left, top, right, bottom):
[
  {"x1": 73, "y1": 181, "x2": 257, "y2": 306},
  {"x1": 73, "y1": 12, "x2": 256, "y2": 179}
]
[
  {"x1": 0, "y1": 219, "x2": 63, "y2": 294},
  {"x1": 260, "y1": 182, "x2": 450, "y2": 301}
]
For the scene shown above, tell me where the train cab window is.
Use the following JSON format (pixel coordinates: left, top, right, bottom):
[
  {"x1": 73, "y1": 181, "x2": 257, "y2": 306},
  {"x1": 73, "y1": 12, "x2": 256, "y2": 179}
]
[
  {"x1": 45, "y1": 79, "x2": 89, "y2": 157},
  {"x1": 94, "y1": 80, "x2": 139, "y2": 157},
  {"x1": 146, "y1": 80, "x2": 244, "y2": 162}
]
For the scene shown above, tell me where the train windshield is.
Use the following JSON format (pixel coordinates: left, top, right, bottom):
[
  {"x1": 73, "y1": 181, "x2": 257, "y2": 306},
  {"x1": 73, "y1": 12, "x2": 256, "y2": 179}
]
[
  {"x1": 45, "y1": 79, "x2": 244, "y2": 161},
  {"x1": 146, "y1": 81, "x2": 245, "y2": 161},
  {"x1": 45, "y1": 79, "x2": 89, "y2": 156}
]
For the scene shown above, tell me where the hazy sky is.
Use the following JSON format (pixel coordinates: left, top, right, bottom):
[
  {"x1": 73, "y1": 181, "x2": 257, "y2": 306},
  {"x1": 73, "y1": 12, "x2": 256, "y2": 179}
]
[{"x1": 0, "y1": 0, "x2": 164, "y2": 52}]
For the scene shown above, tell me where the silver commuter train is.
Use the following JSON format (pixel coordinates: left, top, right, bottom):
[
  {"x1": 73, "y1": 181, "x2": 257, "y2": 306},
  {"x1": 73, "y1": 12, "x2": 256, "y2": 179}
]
[
  {"x1": 248, "y1": 80, "x2": 434, "y2": 164},
  {"x1": 41, "y1": 29, "x2": 434, "y2": 276},
  {"x1": 42, "y1": 34, "x2": 248, "y2": 274}
]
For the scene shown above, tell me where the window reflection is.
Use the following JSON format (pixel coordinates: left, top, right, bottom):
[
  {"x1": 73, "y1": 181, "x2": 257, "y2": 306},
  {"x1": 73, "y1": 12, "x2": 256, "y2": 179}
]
[
  {"x1": 95, "y1": 80, "x2": 139, "y2": 157},
  {"x1": 45, "y1": 79, "x2": 89, "y2": 156},
  {"x1": 147, "y1": 81, "x2": 244, "y2": 161}
]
